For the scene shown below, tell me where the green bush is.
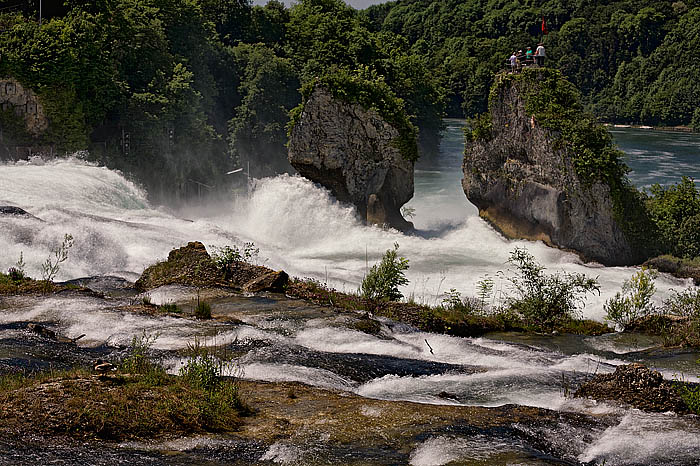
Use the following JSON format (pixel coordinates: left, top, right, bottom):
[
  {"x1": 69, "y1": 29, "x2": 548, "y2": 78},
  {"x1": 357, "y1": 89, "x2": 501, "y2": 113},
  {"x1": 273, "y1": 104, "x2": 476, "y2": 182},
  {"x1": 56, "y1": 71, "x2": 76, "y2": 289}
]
[
  {"x1": 504, "y1": 248, "x2": 600, "y2": 329},
  {"x1": 178, "y1": 339, "x2": 245, "y2": 422},
  {"x1": 211, "y1": 242, "x2": 260, "y2": 270},
  {"x1": 604, "y1": 267, "x2": 658, "y2": 329},
  {"x1": 678, "y1": 382, "x2": 700, "y2": 415},
  {"x1": 121, "y1": 332, "x2": 167, "y2": 385},
  {"x1": 692, "y1": 108, "x2": 700, "y2": 133},
  {"x1": 40, "y1": 233, "x2": 74, "y2": 282},
  {"x1": 677, "y1": 214, "x2": 700, "y2": 259},
  {"x1": 158, "y1": 303, "x2": 180, "y2": 313},
  {"x1": 663, "y1": 287, "x2": 700, "y2": 318},
  {"x1": 646, "y1": 177, "x2": 700, "y2": 259},
  {"x1": 677, "y1": 360, "x2": 700, "y2": 415},
  {"x1": 361, "y1": 242, "x2": 410, "y2": 301},
  {"x1": 441, "y1": 288, "x2": 483, "y2": 316},
  {"x1": 195, "y1": 301, "x2": 212, "y2": 319},
  {"x1": 464, "y1": 112, "x2": 492, "y2": 143},
  {"x1": 180, "y1": 354, "x2": 222, "y2": 393}
]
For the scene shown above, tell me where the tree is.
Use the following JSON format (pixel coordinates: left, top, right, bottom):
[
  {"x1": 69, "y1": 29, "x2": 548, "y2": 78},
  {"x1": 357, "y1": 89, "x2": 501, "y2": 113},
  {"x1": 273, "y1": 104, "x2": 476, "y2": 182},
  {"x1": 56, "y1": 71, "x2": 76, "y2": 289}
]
[{"x1": 228, "y1": 44, "x2": 300, "y2": 177}]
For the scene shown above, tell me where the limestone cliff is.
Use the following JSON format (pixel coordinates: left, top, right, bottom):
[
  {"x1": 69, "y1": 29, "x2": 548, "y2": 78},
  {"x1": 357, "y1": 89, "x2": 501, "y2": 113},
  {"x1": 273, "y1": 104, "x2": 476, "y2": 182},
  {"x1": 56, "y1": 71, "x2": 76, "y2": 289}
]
[
  {"x1": 463, "y1": 69, "x2": 647, "y2": 266},
  {"x1": 288, "y1": 87, "x2": 414, "y2": 231},
  {"x1": 0, "y1": 78, "x2": 48, "y2": 137}
]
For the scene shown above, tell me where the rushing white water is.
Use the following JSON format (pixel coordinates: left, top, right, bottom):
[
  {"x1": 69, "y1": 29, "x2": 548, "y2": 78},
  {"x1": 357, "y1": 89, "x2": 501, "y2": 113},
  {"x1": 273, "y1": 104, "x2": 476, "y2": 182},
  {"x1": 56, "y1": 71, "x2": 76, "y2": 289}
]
[
  {"x1": 2, "y1": 283, "x2": 698, "y2": 464},
  {"x1": 1, "y1": 125, "x2": 700, "y2": 465},
  {"x1": 1, "y1": 124, "x2": 698, "y2": 321}
]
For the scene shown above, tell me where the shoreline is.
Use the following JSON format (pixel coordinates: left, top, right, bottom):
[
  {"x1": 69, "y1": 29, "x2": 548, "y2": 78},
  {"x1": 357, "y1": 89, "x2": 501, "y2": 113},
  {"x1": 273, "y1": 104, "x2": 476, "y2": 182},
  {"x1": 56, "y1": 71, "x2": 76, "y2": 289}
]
[{"x1": 605, "y1": 123, "x2": 695, "y2": 133}]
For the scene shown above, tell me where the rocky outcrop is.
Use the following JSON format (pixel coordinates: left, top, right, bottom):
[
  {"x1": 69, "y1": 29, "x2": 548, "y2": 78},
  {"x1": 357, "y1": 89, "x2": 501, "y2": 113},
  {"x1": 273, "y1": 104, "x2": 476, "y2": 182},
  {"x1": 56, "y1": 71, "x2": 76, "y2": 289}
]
[
  {"x1": 463, "y1": 70, "x2": 644, "y2": 265},
  {"x1": 136, "y1": 241, "x2": 288, "y2": 293},
  {"x1": 288, "y1": 87, "x2": 413, "y2": 231},
  {"x1": 0, "y1": 78, "x2": 48, "y2": 136},
  {"x1": 574, "y1": 363, "x2": 692, "y2": 414},
  {"x1": 643, "y1": 255, "x2": 700, "y2": 285},
  {"x1": 135, "y1": 242, "x2": 220, "y2": 291}
]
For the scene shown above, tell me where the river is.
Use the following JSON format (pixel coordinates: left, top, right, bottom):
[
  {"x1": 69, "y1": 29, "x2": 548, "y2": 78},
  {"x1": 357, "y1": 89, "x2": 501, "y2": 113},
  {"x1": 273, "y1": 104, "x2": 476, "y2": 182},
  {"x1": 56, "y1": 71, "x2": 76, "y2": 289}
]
[
  {"x1": 0, "y1": 124, "x2": 699, "y2": 464},
  {"x1": 1, "y1": 126, "x2": 697, "y2": 321}
]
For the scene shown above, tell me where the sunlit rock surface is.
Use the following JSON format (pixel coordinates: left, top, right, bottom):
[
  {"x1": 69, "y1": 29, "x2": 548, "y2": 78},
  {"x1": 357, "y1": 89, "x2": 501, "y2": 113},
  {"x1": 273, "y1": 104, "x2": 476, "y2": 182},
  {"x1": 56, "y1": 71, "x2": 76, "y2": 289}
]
[
  {"x1": 288, "y1": 87, "x2": 413, "y2": 231},
  {"x1": 463, "y1": 71, "x2": 644, "y2": 265}
]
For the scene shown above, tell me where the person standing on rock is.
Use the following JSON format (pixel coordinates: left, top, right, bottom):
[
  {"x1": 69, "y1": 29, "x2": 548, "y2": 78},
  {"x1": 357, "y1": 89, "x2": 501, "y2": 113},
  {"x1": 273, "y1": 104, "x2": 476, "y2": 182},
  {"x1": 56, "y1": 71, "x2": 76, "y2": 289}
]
[
  {"x1": 509, "y1": 52, "x2": 517, "y2": 73},
  {"x1": 525, "y1": 47, "x2": 533, "y2": 66},
  {"x1": 535, "y1": 43, "x2": 545, "y2": 67}
]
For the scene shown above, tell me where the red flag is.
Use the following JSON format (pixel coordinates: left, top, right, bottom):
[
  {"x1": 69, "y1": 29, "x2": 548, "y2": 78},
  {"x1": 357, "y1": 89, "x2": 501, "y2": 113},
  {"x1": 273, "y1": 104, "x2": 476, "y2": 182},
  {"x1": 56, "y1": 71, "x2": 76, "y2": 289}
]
[{"x1": 541, "y1": 16, "x2": 548, "y2": 35}]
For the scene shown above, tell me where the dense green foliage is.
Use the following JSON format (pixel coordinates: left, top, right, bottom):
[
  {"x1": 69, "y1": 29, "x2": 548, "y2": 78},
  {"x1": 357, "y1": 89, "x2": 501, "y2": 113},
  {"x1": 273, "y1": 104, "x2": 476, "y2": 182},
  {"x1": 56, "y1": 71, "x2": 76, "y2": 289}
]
[
  {"x1": 361, "y1": 242, "x2": 410, "y2": 301},
  {"x1": 284, "y1": 0, "x2": 444, "y2": 155},
  {"x1": 605, "y1": 267, "x2": 658, "y2": 329},
  {"x1": 504, "y1": 248, "x2": 600, "y2": 329},
  {"x1": 228, "y1": 43, "x2": 300, "y2": 177},
  {"x1": 0, "y1": 0, "x2": 444, "y2": 202},
  {"x1": 365, "y1": 0, "x2": 700, "y2": 127},
  {"x1": 2, "y1": 0, "x2": 698, "y2": 205},
  {"x1": 646, "y1": 177, "x2": 700, "y2": 259}
]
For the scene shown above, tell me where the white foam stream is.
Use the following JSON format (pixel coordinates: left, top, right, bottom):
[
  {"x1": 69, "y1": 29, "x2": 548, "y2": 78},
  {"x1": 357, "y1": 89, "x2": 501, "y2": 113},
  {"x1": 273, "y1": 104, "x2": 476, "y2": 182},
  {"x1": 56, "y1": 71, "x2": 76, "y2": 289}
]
[{"x1": 0, "y1": 157, "x2": 691, "y2": 322}]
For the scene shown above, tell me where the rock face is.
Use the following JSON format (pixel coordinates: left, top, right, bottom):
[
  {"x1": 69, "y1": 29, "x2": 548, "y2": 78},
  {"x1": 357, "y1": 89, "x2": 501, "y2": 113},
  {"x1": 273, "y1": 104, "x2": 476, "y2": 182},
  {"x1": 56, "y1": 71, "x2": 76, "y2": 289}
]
[
  {"x1": 0, "y1": 206, "x2": 33, "y2": 217},
  {"x1": 462, "y1": 71, "x2": 642, "y2": 265},
  {"x1": 574, "y1": 363, "x2": 691, "y2": 414},
  {"x1": 0, "y1": 78, "x2": 48, "y2": 136},
  {"x1": 288, "y1": 87, "x2": 413, "y2": 231},
  {"x1": 135, "y1": 241, "x2": 220, "y2": 291},
  {"x1": 136, "y1": 241, "x2": 289, "y2": 293},
  {"x1": 643, "y1": 256, "x2": 700, "y2": 285}
]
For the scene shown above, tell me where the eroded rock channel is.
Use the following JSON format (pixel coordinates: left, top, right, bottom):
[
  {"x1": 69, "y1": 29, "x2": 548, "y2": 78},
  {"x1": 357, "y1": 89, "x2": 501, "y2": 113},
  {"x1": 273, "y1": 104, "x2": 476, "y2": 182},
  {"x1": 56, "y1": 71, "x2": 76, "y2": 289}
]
[{"x1": 1, "y1": 272, "x2": 699, "y2": 465}]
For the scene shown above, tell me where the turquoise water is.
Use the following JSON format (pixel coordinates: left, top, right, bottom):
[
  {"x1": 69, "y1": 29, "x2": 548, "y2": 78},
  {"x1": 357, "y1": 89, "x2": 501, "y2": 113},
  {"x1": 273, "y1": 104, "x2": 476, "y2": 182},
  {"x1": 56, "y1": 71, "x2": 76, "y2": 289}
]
[
  {"x1": 0, "y1": 122, "x2": 697, "y2": 320},
  {"x1": 611, "y1": 127, "x2": 700, "y2": 187},
  {"x1": 425, "y1": 120, "x2": 700, "y2": 193}
]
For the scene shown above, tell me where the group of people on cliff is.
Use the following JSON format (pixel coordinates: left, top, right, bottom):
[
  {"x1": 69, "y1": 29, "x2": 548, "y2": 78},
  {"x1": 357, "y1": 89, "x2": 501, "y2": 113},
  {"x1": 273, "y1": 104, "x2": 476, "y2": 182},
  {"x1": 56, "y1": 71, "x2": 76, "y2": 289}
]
[{"x1": 508, "y1": 44, "x2": 545, "y2": 72}]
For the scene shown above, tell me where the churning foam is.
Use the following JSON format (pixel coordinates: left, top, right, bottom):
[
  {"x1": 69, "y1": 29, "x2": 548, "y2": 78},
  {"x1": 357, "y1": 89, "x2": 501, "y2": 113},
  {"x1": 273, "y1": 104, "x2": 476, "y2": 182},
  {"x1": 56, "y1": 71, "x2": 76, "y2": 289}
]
[
  {"x1": 579, "y1": 411, "x2": 700, "y2": 465},
  {"x1": 0, "y1": 158, "x2": 690, "y2": 320}
]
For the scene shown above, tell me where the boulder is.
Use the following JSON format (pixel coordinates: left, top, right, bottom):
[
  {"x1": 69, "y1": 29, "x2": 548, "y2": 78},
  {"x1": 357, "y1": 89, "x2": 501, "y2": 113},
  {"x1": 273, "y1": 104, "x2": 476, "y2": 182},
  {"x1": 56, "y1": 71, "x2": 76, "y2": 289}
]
[
  {"x1": 242, "y1": 270, "x2": 289, "y2": 293},
  {"x1": 0, "y1": 206, "x2": 41, "y2": 221},
  {"x1": 135, "y1": 241, "x2": 220, "y2": 291},
  {"x1": 136, "y1": 242, "x2": 290, "y2": 293},
  {"x1": 643, "y1": 256, "x2": 700, "y2": 285},
  {"x1": 463, "y1": 69, "x2": 645, "y2": 265},
  {"x1": 574, "y1": 363, "x2": 691, "y2": 414},
  {"x1": 288, "y1": 87, "x2": 414, "y2": 231},
  {"x1": 0, "y1": 206, "x2": 31, "y2": 216}
]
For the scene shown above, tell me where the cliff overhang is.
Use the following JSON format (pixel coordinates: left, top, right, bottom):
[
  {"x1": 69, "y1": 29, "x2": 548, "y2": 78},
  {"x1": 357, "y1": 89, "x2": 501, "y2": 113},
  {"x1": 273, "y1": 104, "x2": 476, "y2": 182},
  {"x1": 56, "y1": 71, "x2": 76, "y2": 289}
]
[
  {"x1": 462, "y1": 69, "x2": 651, "y2": 266},
  {"x1": 288, "y1": 85, "x2": 414, "y2": 231}
]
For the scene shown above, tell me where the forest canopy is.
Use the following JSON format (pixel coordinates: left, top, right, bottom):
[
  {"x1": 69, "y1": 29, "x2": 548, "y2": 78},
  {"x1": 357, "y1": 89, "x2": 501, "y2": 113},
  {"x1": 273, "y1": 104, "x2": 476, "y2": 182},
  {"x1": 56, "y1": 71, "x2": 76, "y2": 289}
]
[
  {"x1": 0, "y1": 0, "x2": 698, "y2": 202},
  {"x1": 364, "y1": 0, "x2": 700, "y2": 127}
]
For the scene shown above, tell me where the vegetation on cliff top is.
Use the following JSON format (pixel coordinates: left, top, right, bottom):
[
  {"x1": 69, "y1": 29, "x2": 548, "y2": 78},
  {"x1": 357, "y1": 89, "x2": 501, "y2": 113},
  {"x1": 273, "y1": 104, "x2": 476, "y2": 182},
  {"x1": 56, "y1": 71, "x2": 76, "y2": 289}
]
[
  {"x1": 364, "y1": 0, "x2": 700, "y2": 128},
  {"x1": 469, "y1": 68, "x2": 657, "y2": 257},
  {"x1": 490, "y1": 68, "x2": 628, "y2": 188},
  {"x1": 469, "y1": 68, "x2": 700, "y2": 262},
  {"x1": 289, "y1": 68, "x2": 420, "y2": 162}
]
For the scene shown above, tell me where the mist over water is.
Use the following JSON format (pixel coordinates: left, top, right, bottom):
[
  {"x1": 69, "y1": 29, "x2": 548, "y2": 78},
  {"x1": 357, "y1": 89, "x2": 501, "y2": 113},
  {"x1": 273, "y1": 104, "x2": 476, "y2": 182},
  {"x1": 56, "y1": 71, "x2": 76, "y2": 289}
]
[
  {"x1": 1, "y1": 126, "x2": 700, "y2": 464},
  {"x1": 0, "y1": 125, "x2": 698, "y2": 322}
]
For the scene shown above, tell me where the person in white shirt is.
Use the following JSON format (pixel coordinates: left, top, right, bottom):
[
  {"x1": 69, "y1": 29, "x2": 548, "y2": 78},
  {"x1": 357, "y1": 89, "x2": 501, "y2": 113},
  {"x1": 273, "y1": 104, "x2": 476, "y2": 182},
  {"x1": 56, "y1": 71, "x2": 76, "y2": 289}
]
[{"x1": 535, "y1": 43, "x2": 546, "y2": 67}]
